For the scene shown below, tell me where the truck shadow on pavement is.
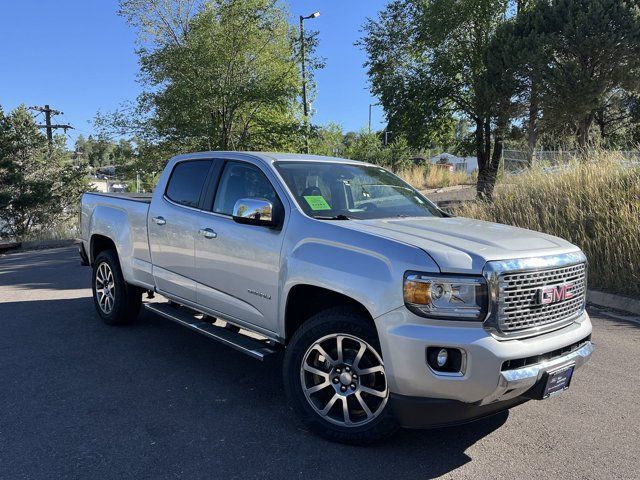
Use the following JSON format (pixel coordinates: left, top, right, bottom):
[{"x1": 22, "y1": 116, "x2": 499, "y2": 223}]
[{"x1": 0, "y1": 296, "x2": 507, "y2": 479}]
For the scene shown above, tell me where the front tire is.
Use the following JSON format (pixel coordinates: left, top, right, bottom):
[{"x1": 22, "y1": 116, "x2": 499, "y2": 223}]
[
  {"x1": 92, "y1": 249, "x2": 142, "y2": 325},
  {"x1": 283, "y1": 307, "x2": 398, "y2": 444}
]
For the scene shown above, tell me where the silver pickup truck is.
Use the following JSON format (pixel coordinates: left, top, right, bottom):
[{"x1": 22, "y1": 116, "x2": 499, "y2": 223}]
[{"x1": 80, "y1": 152, "x2": 593, "y2": 444}]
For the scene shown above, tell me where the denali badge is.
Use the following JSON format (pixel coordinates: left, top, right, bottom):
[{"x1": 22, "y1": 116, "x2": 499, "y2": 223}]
[
  {"x1": 534, "y1": 283, "x2": 575, "y2": 305},
  {"x1": 248, "y1": 289, "x2": 271, "y2": 300}
]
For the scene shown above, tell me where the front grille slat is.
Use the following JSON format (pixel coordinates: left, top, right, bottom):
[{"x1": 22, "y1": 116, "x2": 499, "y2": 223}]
[
  {"x1": 501, "y1": 334, "x2": 591, "y2": 370},
  {"x1": 497, "y1": 262, "x2": 586, "y2": 334}
]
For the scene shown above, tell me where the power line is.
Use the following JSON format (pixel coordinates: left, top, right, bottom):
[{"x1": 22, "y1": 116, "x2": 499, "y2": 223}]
[{"x1": 28, "y1": 104, "x2": 73, "y2": 143}]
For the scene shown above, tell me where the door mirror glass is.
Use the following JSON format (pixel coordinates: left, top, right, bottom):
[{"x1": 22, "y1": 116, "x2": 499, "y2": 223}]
[{"x1": 232, "y1": 198, "x2": 276, "y2": 226}]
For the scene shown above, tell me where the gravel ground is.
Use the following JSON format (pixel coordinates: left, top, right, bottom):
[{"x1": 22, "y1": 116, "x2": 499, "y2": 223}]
[
  {"x1": 1, "y1": 247, "x2": 638, "y2": 479},
  {"x1": 422, "y1": 185, "x2": 477, "y2": 204}
]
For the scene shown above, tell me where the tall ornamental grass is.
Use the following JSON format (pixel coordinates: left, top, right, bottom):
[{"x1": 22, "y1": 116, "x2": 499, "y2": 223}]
[
  {"x1": 399, "y1": 165, "x2": 474, "y2": 189},
  {"x1": 456, "y1": 152, "x2": 640, "y2": 297}
]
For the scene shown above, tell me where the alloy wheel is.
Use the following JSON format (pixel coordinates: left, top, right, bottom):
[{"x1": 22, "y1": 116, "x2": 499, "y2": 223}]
[
  {"x1": 300, "y1": 333, "x2": 389, "y2": 427},
  {"x1": 95, "y1": 262, "x2": 115, "y2": 315}
]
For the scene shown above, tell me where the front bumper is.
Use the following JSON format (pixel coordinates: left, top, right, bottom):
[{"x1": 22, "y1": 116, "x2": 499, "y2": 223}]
[
  {"x1": 391, "y1": 393, "x2": 530, "y2": 429},
  {"x1": 390, "y1": 340, "x2": 594, "y2": 428},
  {"x1": 482, "y1": 340, "x2": 592, "y2": 405},
  {"x1": 375, "y1": 308, "x2": 593, "y2": 426}
]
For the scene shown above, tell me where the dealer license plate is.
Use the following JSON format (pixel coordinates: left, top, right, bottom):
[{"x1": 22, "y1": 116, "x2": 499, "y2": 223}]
[{"x1": 542, "y1": 364, "x2": 574, "y2": 399}]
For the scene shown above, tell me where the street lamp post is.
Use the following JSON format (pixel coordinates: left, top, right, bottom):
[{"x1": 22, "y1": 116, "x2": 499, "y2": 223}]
[{"x1": 299, "y1": 11, "x2": 320, "y2": 154}]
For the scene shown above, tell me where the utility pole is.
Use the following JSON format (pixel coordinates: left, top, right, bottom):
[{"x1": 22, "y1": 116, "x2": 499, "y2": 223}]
[
  {"x1": 300, "y1": 17, "x2": 308, "y2": 122},
  {"x1": 299, "y1": 11, "x2": 320, "y2": 154},
  {"x1": 29, "y1": 105, "x2": 73, "y2": 144}
]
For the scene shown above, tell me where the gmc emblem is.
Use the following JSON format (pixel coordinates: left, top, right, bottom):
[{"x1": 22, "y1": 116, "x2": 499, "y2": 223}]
[{"x1": 534, "y1": 283, "x2": 575, "y2": 305}]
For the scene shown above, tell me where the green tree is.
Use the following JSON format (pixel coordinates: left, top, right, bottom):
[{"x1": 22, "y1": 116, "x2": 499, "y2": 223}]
[
  {"x1": 540, "y1": 0, "x2": 640, "y2": 149},
  {"x1": 102, "y1": 0, "x2": 313, "y2": 154},
  {"x1": 493, "y1": 0, "x2": 640, "y2": 151},
  {"x1": 0, "y1": 105, "x2": 89, "y2": 239},
  {"x1": 362, "y1": 0, "x2": 510, "y2": 199},
  {"x1": 343, "y1": 130, "x2": 385, "y2": 165},
  {"x1": 386, "y1": 136, "x2": 413, "y2": 171},
  {"x1": 593, "y1": 89, "x2": 640, "y2": 148},
  {"x1": 309, "y1": 123, "x2": 345, "y2": 157},
  {"x1": 112, "y1": 138, "x2": 136, "y2": 167},
  {"x1": 360, "y1": 1, "x2": 457, "y2": 151},
  {"x1": 75, "y1": 134, "x2": 117, "y2": 167},
  {"x1": 486, "y1": 5, "x2": 545, "y2": 162}
]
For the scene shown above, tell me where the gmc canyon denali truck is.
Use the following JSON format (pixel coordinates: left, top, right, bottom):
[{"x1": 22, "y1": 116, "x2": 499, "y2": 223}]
[{"x1": 80, "y1": 152, "x2": 593, "y2": 444}]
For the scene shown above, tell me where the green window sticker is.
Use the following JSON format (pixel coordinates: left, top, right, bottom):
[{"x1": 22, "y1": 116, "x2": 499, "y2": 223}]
[{"x1": 303, "y1": 195, "x2": 331, "y2": 211}]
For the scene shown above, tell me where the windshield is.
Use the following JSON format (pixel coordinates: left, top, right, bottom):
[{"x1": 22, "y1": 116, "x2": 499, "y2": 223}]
[{"x1": 274, "y1": 161, "x2": 443, "y2": 220}]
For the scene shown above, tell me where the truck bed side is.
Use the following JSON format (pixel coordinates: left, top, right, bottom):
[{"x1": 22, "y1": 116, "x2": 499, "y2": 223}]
[{"x1": 80, "y1": 192, "x2": 154, "y2": 290}]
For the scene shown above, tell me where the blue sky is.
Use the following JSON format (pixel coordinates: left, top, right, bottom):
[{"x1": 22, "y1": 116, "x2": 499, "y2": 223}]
[{"x1": 0, "y1": 0, "x2": 389, "y2": 147}]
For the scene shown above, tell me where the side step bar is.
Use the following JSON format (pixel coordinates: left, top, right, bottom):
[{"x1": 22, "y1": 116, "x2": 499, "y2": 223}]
[{"x1": 144, "y1": 303, "x2": 278, "y2": 361}]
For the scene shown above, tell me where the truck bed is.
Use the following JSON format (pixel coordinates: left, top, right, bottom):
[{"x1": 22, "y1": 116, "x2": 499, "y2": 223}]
[{"x1": 80, "y1": 191, "x2": 154, "y2": 287}]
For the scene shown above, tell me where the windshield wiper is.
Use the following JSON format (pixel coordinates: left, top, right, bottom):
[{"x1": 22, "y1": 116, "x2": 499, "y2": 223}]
[{"x1": 313, "y1": 214, "x2": 351, "y2": 220}]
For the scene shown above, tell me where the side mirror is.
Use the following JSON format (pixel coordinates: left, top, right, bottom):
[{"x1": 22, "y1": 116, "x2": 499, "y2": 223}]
[{"x1": 232, "y1": 198, "x2": 277, "y2": 227}]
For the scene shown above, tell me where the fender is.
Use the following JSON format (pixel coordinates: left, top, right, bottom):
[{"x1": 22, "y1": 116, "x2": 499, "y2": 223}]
[
  {"x1": 88, "y1": 202, "x2": 154, "y2": 289},
  {"x1": 279, "y1": 214, "x2": 439, "y2": 337},
  {"x1": 90, "y1": 205, "x2": 133, "y2": 276}
]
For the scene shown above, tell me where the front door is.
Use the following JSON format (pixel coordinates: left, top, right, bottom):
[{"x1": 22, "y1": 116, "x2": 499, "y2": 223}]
[
  {"x1": 192, "y1": 159, "x2": 287, "y2": 334},
  {"x1": 148, "y1": 159, "x2": 213, "y2": 302}
]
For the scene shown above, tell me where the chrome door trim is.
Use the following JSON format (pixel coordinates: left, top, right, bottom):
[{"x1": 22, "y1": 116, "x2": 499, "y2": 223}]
[{"x1": 162, "y1": 194, "x2": 256, "y2": 222}]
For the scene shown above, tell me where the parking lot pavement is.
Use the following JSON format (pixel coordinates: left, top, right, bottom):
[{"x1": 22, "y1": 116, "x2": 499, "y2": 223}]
[{"x1": 1, "y1": 246, "x2": 639, "y2": 479}]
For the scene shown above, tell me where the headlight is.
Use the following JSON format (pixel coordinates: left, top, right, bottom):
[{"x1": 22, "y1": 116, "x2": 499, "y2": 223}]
[{"x1": 403, "y1": 274, "x2": 487, "y2": 320}]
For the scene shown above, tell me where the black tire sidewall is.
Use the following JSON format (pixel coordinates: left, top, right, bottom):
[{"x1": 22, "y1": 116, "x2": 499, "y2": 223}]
[
  {"x1": 91, "y1": 250, "x2": 140, "y2": 325},
  {"x1": 283, "y1": 307, "x2": 398, "y2": 444}
]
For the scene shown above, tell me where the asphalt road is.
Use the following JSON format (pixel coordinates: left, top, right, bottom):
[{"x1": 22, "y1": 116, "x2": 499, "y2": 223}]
[{"x1": 1, "y1": 247, "x2": 639, "y2": 480}]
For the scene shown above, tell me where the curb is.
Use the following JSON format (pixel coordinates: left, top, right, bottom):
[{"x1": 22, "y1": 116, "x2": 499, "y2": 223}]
[
  {"x1": 0, "y1": 238, "x2": 78, "y2": 254},
  {"x1": 421, "y1": 184, "x2": 475, "y2": 195},
  {"x1": 0, "y1": 242, "x2": 21, "y2": 253},
  {"x1": 20, "y1": 239, "x2": 78, "y2": 251},
  {"x1": 587, "y1": 290, "x2": 640, "y2": 316}
]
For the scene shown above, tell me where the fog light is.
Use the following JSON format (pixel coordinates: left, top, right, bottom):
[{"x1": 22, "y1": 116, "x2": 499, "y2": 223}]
[
  {"x1": 426, "y1": 347, "x2": 465, "y2": 374},
  {"x1": 436, "y1": 348, "x2": 448, "y2": 367}
]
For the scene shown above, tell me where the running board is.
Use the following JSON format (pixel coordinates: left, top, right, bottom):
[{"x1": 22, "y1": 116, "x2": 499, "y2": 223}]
[{"x1": 143, "y1": 303, "x2": 278, "y2": 361}]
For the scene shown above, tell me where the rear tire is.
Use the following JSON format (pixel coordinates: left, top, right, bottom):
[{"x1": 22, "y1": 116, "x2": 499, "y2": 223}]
[
  {"x1": 283, "y1": 307, "x2": 398, "y2": 444},
  {"x1": 92, "y1": 249, "x2": 142, "y2": 325}
]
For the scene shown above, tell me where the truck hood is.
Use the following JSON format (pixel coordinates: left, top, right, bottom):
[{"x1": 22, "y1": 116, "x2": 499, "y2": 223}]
[{"x1": 337, "y1": 216, "x2": 580, "y2": 274}]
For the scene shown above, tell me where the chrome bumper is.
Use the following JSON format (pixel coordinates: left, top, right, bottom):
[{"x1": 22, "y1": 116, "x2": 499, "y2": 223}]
[{"x1": 480, "y1": 341, "x2": 594, "y2": 405}]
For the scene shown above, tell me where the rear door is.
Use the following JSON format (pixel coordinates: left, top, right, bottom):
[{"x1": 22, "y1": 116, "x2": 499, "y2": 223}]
[
  {"x1": 148, "y1": 159, "x2": 215, "y2": 302},
  {"x1": 192, "y1": 159, "x2": 287, "y2": 333}
]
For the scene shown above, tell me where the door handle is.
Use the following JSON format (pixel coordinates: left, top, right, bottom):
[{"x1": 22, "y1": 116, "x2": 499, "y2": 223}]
[
  {"x1": 152, "y1": 216, "x2": 166, "y2": 226},
  {"x1": 198, "y1": 228, "x2": 217, "y2": 239}
]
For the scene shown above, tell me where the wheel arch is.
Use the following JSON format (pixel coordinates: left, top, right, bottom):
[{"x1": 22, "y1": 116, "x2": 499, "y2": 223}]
[
  {"x1": 90, "y1": 234, "x2": 118, "y2": 265},
  {"x1": 284, "y1": 284, "x2": 376, "y2": 343}
]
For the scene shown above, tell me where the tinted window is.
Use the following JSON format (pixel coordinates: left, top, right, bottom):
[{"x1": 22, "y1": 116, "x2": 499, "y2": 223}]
[
  {"x1": 165, "y1": 160, "x2": 212, "y2": 208},
  {"x1": 213, "y1": 162, "x2": 278, "y2": 215}
]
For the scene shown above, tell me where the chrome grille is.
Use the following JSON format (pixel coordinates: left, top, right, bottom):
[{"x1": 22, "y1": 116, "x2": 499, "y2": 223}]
[{"x1": 497, "y1": 262, "x2": 586, "y2": 334}]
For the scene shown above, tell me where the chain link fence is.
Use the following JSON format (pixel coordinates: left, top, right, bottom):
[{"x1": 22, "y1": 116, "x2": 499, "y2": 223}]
[{"x1": 502, "y1": 149, "x2": 640, "y2": 175}]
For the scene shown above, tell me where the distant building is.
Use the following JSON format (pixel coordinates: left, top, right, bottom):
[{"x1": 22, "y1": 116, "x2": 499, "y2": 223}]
[{"x1": 429, "y1": 153, "x2": 478, "y2": 173}]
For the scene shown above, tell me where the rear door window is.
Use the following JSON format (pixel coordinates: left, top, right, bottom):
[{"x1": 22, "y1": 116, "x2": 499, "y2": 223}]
[{"x1": 165, "y1": 160, "x2": 212, "y2": 208}]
